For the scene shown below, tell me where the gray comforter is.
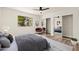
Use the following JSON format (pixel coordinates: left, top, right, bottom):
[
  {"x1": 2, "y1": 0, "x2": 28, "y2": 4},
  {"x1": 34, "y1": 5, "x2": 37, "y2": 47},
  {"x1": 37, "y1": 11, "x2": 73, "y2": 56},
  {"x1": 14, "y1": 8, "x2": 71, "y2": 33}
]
[{"x1": 15, "y1": 34, "x2": 50, "y2": 51}]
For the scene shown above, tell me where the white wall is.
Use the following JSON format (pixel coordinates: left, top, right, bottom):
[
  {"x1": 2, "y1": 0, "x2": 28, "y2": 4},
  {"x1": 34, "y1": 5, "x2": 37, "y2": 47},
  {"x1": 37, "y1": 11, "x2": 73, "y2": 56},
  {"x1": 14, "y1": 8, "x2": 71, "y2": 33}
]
[
  {"x1": 0, "y1": 8, "x2": 3, "y2": 28},
  {"x1": 42, "y1": 7, "x2": 79, "y2": 40},
  {"x1": 62, "y1": 15, "x2": 73, "y2": 37},
  {"x1": 0, "y1": 7, "x2": 41, "y2": 36},
  {"x1": 0, "y1": 8, "x2": 1, "y2": 28}
]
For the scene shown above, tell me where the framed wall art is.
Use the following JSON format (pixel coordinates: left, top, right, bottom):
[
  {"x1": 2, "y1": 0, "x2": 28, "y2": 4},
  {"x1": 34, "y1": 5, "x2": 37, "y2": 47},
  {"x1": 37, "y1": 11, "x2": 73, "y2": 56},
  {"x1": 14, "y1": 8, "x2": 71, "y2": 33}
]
[{"x1": 18, "y1": 16, "x2": 33, "y2": 26}]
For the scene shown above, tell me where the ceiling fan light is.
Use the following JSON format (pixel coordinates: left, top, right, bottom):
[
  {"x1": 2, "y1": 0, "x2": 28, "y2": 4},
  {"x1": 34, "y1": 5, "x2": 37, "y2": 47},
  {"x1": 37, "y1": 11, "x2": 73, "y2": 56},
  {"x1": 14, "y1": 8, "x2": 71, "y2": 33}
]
[
  {"x1": 40, "y1": 11, "x2": 42, "y2": 12},
  {"x1": 40, "y1": 11, "x2": 42, "y2": 14}
]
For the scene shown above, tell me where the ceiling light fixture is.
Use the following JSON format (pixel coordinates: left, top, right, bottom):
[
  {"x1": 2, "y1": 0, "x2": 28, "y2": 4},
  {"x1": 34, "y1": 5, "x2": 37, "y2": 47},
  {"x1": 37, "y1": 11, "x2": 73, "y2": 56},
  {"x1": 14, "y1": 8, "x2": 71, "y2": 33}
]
[{"x1": 40, "y1": 11, "x2": 42, "y2": 14}]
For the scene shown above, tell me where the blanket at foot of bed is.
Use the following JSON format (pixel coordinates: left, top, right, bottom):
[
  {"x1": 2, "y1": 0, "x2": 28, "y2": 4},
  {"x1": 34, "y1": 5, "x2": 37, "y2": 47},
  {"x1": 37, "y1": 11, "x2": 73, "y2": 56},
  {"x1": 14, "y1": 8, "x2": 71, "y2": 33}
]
[{"x1": 15, "y1": 34, "x2": 50, "y2": 51}]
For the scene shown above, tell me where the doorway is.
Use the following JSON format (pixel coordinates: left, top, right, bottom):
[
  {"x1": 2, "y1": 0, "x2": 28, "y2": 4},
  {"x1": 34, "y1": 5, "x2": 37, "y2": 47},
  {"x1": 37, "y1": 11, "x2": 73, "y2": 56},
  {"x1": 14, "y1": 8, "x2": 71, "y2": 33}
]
[
  {"x1": 46, "y1": 18, "x2": 51, "y2": 34},
  {"x1": 53, "y1": 16, "x2": 62, "y2": 36}
]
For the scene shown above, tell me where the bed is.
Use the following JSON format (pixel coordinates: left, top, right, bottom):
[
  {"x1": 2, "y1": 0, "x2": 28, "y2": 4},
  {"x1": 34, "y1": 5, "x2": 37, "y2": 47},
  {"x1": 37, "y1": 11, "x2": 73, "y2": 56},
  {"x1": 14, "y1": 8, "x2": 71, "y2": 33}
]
[
  {"x1": 0, "y1": 33, "x2": 50, "y2": 51},
  {"x1": 15, "y1": 34, "x2": 50, "y2": 51},
  {"x1": 0, "y1": 33, "x2": 73, "y2": 51}
]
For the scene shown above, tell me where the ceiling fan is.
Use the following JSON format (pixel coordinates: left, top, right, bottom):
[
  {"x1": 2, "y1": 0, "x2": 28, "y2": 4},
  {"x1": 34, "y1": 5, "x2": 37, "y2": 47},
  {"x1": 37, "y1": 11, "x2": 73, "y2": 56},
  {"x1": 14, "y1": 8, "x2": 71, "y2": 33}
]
[
  {"x1": 34, "y1": 7, "x2": 49, "y2": 11},
  {"x1": 39, "y1": 7, "x2": 49, "y2": 11}
]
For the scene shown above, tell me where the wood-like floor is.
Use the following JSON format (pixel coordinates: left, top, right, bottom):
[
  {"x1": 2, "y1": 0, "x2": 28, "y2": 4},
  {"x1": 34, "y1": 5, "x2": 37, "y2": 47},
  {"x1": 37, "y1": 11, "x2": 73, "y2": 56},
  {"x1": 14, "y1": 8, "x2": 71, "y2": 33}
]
[{"x1": 39, "y1": 33, "x2": 79, "y2": 51}]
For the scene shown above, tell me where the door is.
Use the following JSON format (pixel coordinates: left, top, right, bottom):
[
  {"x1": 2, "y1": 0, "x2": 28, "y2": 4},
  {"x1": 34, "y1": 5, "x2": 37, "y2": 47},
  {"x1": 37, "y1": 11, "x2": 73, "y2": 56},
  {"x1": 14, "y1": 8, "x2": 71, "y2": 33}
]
[
  {"x1": 62, "y1": 15, "x2": 73, "y2": 37},
  {"x1": 46, "y1": 18, "x2": 51, "y2": 34}
]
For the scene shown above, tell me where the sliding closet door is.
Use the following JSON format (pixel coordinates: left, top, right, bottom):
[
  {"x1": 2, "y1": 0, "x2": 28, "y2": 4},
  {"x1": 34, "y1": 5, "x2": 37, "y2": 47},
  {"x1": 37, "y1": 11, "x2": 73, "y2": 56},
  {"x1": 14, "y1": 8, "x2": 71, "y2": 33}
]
[{"x1": 62, "y1": 15, "x2": 73, "y2": 37}]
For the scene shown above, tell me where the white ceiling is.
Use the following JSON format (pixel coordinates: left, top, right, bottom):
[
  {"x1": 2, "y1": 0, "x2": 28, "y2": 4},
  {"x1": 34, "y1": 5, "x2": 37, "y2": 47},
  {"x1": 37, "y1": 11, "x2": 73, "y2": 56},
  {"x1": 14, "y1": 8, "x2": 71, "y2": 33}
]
[
  {"x1": 10, "y1": 7, "x2": 40, "y2": 15},
  {"x1": 9, "y1": 7, "x2": 58, "y2": 15},
  {"x1": 9, "y1": 7, "x2": 78, "y2": 15}
]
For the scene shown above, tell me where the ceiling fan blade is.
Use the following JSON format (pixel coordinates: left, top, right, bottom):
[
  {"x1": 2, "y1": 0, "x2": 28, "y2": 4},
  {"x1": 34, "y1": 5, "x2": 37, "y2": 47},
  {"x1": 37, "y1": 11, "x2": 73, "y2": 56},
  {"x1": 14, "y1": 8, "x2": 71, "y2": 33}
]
[
  {"x1": 34, "y1": 7, "x2": 49, "y2": 11},
  {"x1": 42, "y1": 8, "x2": 49, "y2": 10}
]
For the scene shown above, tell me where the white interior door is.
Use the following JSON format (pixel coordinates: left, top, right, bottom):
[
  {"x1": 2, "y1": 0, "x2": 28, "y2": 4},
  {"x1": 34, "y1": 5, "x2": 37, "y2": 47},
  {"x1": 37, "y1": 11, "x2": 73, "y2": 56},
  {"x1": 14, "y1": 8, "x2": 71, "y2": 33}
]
[
  {"x1": 62, "y1": 15, "x2": 73, "y2": 37},
  {"x1": 46, "y1": 18, "x2": 51, "y2": 34}
]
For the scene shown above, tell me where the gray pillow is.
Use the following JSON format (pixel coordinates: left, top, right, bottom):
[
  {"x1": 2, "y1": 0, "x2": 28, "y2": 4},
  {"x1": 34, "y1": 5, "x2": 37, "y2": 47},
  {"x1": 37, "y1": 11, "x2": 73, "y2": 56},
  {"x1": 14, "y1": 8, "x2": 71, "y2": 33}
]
[
  {"x1": 0, "y1": 37, "x2": 10, "y2": 48},
  {"x1": 0, "y1": 32, "x2": 4, "y2": 37}
]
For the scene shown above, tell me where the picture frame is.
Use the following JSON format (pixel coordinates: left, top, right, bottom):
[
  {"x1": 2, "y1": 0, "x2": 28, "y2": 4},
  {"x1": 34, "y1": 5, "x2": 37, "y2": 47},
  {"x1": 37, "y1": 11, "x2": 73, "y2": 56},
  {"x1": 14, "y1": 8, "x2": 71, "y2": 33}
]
[{"x1": 18, "y1": 16, "x2": 33, "y2": 26}]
